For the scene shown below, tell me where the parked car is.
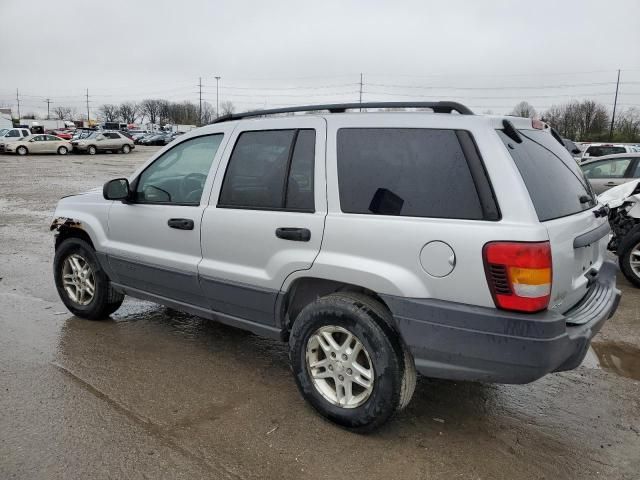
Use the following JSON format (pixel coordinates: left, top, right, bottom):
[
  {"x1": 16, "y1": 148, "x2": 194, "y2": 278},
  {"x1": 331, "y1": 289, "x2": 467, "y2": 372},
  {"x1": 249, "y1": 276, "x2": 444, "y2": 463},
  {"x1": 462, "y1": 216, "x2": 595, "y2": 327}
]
[
  {"x1": 141, "y1": 133, "x2": 172, "y2": 146},
  {"x1": 71, "y1": 130, "x2": 135, "y2": 155},
  {"x1": 580, "y1": 143, "x2": 637, "y2": 162},
  {"x1": 51, "y1": 130, "x2": 73, "y2": 140},
  {"x1": 4, "y1": 134, "x2": 73, "y2": 155},
  {"x1": 50, "y1": 102, "x2": 620, "y2": 431},
  {"x1": 71, "y1": 128, "x2": 97, "y2": 141},
  {"x1": 581, "y1": 154, "x2": 640, "y2": 194},
  {"x1": 0, "y1": 127, "x2": 31, "y2": 152},
  {"x1": 135, "y1": 132, "x2": 157, "y2": 144}
]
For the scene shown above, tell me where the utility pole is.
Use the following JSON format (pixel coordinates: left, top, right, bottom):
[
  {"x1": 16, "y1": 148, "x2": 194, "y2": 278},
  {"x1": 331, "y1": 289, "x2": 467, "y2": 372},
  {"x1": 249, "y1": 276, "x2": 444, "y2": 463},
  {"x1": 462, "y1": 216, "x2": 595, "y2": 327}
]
[
  {"x1": 609, "y1": 69, "x2": 621, "y2": 141},
  {"x1": 85, "y1": 88, "x2": 90, "y2": 125},
  {"x1": 215, "y1": 76, "x2": 221, "y2": 118},
  {"x1": 198, "y1": 77, "x2": 202, "y2": 126},
  {"x1": 45, "y1": 98, "x2": 51, "y2": 120},
  {"x1": 16, "y1": 88, "x2": 20, "y2": 121},
  {"x1": 359, "y1": 73, "x2": 363, "y2": 111}
]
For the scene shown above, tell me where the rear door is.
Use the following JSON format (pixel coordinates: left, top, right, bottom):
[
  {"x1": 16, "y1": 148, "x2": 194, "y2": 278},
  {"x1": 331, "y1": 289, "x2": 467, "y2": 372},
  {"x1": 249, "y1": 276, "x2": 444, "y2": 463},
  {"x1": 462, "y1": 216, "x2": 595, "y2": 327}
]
[
  {"x1": 199, "y1": 117, "x2": 326, "y2": 326},
  {"x1": 499, "y1": 128, "x2": 607, "y2": 313}
]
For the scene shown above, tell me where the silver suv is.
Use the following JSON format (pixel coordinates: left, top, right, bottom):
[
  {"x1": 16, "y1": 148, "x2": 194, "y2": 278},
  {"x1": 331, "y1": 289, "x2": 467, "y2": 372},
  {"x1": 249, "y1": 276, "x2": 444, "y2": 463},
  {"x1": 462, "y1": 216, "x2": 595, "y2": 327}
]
[
  {"x1": 50, "y1": 102, "x2": 620, "y2": 431},
  {"x1": 71, "y1": 130, "x2": 134, "y2": 155}
]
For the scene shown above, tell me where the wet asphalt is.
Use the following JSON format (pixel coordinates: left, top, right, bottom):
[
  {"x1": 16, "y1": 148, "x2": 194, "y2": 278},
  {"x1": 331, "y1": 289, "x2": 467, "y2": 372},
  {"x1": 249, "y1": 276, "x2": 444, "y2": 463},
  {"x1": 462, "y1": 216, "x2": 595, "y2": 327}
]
[{"x1": 1, "y1": 148, "x2": 639, "y2": 479}]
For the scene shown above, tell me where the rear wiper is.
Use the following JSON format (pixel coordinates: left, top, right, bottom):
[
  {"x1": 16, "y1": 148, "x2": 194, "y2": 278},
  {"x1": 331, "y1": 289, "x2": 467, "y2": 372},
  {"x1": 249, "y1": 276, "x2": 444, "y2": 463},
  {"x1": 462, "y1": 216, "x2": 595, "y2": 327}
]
[{"x1": 502, "y1": 120, "x2": 522, "y2": 144}]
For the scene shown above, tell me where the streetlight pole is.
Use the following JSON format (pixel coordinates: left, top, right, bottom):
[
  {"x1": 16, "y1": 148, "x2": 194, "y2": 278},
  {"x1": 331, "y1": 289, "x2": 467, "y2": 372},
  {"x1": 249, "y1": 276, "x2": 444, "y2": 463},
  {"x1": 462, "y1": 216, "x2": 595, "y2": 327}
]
[{"x1": 215, "y1": 76, "x2": 221, "y2": 118}]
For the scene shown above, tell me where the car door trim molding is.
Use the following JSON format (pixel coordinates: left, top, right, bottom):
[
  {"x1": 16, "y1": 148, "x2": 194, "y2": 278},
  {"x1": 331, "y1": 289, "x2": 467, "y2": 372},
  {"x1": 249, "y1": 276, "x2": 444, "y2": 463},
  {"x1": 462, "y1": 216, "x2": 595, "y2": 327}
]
[{"x1": 111, "y1": 282, "x2": 283, "y2": 340}]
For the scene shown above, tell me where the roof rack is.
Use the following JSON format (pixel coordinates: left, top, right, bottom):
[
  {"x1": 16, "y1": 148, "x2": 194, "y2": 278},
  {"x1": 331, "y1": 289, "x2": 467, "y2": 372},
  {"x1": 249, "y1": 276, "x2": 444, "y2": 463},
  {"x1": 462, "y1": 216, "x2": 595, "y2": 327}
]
[{"x1": 212, "y1": 101, "x2": 473, "y2": 123}]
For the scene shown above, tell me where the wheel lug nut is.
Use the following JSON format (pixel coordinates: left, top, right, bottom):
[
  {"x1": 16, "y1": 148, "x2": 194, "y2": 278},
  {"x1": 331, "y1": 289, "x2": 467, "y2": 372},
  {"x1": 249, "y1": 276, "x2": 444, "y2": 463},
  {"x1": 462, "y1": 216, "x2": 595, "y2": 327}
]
[
  {"x1": 330, "y1": 352, "x2": 336, "y2": 359},
  {"x1": 341, "y1": 354, "x2": 348, "y2": 360},
  {"x1": 338, "y1": 375, "x2": 344, "y2": 381},
  {"x1": 346, "y1": 368, "x2": 352, "y2": 375},
  {"x1": 328, "y1": 365, "x2": 333, "y2": 371}
]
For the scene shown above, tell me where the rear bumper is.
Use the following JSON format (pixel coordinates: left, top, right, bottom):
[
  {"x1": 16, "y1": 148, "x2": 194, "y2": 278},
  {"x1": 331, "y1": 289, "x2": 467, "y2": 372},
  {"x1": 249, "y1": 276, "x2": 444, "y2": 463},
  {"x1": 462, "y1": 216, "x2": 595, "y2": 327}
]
[{"x1": 382, "y1": 260, "x2": 621, "y2": 384}]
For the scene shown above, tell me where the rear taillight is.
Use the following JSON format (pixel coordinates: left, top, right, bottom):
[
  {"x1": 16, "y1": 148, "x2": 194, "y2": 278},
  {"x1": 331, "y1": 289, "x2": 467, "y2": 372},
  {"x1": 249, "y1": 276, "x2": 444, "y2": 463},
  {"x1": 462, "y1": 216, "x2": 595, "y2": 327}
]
[{"x1": 483, "y1": 241, "x2": 552, "y2": 313}]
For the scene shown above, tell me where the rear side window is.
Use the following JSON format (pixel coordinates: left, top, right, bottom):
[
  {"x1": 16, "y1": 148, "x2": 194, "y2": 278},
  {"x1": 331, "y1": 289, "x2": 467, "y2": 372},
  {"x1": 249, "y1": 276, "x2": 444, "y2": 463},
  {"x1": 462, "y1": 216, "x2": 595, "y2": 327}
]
[
  {"x1": 218, "y1": 129, "x2": 315, "y2": 211},
  {"x1": 585, "y1": 145, "x2": 626, "y2": 157},
  {"x1": 336, "y1": 128, "x2": 484, "y2": 219},
  {"x1": 6, "y1": 130, "x2": 20, "y2": 137},
  {"x1": 498, "y1": 129, "x2": 595, "y2": 221}
]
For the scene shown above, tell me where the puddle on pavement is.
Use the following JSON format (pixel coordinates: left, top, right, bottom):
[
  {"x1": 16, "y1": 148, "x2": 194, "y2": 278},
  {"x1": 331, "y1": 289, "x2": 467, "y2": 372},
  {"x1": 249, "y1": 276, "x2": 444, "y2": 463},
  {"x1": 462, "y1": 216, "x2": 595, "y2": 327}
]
[{"x1": 591, "y1": 342, "x2": 640, "y2": 381}]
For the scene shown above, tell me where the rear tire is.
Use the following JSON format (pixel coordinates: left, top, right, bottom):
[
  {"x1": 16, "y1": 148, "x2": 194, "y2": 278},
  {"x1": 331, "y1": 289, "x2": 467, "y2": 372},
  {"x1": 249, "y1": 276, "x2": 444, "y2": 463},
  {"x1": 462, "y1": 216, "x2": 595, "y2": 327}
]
[
  {"x1": 87, "y1": 145, "x2": 97, "y2": 155},
  {"x1": 57, "y1": 146, "x2": 68, "y2": 155},
  {"x1": 54, "y1": 237, "x2": 124, "y2": 319},
  {"x1": 122, "y1": 144, "x2": 131, "y2": 154},
  {"x1": 289, "y1": 292, "x2": 415, "y2": 432},
  {"x1": 619, "y1": 229, "x2": 640, "y2": 288},
  {"x1": 16, "y1": 146, "x2": 28, "y2": 156}
]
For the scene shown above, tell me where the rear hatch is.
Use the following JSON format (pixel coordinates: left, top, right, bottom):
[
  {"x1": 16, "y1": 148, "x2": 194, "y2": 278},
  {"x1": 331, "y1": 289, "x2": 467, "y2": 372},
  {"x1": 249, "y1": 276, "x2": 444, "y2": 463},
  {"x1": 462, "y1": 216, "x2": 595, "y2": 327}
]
[{"x1": 498, "y1": 125, "x2": 607, "y2": 313}]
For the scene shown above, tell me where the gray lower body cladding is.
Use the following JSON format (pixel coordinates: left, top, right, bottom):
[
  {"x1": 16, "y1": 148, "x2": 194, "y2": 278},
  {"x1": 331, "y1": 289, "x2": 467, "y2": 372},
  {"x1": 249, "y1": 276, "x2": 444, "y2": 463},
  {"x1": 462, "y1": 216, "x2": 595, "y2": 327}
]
[{"x1": 382, "y1": 260, "x2": 621, "y2": 384}]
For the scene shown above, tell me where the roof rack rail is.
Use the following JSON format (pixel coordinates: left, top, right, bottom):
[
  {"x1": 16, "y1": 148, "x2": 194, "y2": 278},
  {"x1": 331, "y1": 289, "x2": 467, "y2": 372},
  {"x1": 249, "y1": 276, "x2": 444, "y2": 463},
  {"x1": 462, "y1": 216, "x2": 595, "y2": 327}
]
[{"x1": 212, "y1": 101, "x2": 473, "y2": 123}]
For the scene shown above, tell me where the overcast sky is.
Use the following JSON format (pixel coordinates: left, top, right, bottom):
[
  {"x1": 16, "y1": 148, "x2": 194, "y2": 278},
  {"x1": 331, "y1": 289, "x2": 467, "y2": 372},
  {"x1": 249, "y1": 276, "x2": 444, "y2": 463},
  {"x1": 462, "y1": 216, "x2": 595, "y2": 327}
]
[{"x1": 1, "y1": 0, "x2": 639, "y2": 117}]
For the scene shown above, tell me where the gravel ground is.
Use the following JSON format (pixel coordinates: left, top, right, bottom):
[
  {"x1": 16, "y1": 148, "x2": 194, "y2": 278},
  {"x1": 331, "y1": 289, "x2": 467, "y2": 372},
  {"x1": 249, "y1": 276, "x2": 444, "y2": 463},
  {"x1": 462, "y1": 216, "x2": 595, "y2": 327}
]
[{"x1": 0, "y1": 147, "x2": 639, "y2": 479}]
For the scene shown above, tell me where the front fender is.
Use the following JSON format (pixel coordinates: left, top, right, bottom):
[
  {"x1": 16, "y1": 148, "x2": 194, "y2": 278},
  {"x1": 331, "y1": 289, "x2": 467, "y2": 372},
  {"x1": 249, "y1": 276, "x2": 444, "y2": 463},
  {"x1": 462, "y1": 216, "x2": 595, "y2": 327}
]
[{"x1": 50, "y1": 191, "x2": 111, "y2": 251}]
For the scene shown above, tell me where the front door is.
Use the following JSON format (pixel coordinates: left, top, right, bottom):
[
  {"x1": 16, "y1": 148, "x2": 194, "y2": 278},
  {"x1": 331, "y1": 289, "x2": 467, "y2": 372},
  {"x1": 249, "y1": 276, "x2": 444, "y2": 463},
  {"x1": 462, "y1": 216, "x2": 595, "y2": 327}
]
[
  {"x1": 105, "y1": 133, "x2": 228, "y2": 306},
  {"x1": 199, "y1": 117, "x2": 327, "y2": 326}
]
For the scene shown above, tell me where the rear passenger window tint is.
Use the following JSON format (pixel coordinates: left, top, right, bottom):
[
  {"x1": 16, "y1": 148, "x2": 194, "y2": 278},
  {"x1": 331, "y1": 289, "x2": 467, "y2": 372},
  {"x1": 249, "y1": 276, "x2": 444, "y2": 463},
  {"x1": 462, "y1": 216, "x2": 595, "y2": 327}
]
[
  {"x1": 336, "y1": 128, "x2": 484, "y2": 219},
  {"x1": 219, "y1": 129, "x2": 315, "y2": 211},
  {"x1": 498, "y1": 130, "x2": 594, "y2": 221}
]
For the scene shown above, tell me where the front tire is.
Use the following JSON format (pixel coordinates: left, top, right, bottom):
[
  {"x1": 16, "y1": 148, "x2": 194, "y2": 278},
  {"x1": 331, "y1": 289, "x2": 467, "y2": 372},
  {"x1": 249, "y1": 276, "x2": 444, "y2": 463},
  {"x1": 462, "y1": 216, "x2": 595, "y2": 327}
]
[
  {"x1": 122, "y1": 144, "x2": 131, "y2": 154},
  {"x1": 619, "y1": 229, "x2": 640, "y2": 288},
  {"x1": 289, "y1": 292, "x2": 415, "y2": 432},
  {"x1": 53, "y1": 237, "x2": 124, "y2": 319},
  {"x1": 16, "y1": 146, "x2": 28, "y2": 156},
  {"x1": 87, "y1": 145, "x2": 97, "y2": 155},
  {"x1": 57, "y1": 146, "x2": 68, "y2": 155}
]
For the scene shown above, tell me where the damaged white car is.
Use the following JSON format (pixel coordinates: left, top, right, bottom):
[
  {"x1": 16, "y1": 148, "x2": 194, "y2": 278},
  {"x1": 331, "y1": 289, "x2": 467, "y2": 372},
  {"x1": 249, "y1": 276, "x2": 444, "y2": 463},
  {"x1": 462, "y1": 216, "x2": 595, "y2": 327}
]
[{"x1": 600, "y1": 179, "x2": 640, "y2": 287}]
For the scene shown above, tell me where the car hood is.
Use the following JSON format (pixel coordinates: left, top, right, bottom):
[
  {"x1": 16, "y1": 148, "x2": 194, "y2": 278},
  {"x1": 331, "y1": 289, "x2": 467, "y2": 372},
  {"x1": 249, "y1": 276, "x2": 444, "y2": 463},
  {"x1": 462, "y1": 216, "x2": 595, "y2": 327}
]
[{"x1": 60, "y1": 186, "x2": 103, "y2": 200}]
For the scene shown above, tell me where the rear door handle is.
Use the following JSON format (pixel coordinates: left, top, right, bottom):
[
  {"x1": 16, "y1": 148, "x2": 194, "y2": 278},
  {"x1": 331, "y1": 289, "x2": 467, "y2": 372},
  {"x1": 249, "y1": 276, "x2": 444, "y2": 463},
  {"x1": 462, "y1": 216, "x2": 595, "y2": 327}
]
[
  {"x1": 168, "y1": 218, "x2": 194, "y2": 230},
  {"x1": 275, "y1": 227, "x2": 311, "y2": 242}
]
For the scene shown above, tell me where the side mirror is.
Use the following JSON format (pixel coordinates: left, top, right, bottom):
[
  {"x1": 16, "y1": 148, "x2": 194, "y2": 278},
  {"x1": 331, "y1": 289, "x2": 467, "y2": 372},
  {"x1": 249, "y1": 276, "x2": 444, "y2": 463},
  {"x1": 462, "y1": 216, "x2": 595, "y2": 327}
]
[{"x1": 103, "y1": 178, "x2": 130, "y2": 201}]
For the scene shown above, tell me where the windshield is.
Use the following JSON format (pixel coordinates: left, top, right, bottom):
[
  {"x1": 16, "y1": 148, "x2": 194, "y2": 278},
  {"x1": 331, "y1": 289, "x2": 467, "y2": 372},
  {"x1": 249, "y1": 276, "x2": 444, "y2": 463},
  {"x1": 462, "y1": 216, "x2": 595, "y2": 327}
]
[
  {"x1": 0, "y1": 129, "x2": 8, "y2": 137},
  {"x1": 585, "y1": 145, "x2": 626, "y2": 157}
]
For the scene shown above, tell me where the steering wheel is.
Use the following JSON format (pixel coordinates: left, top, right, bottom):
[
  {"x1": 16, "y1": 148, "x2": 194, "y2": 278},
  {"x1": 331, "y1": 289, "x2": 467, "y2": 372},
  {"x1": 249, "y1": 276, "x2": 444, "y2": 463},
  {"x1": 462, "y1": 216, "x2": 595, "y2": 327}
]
[{"x1": 179, "y1": 173, "x2": 207, "y2": 203}]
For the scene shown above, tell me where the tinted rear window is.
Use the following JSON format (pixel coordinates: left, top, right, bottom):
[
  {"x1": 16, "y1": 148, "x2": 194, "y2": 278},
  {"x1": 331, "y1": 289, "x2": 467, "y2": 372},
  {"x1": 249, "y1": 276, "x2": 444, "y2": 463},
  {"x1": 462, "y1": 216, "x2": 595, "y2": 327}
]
[
  {"x1": 585, "y1": 145, "x2": 626, "y2": 157},
  {"x1": 337, "y1": 128, "x2": 484, "y2": 219},
  {"x1": 498, "y1": 129, "x2": 595, "y2": 221}
]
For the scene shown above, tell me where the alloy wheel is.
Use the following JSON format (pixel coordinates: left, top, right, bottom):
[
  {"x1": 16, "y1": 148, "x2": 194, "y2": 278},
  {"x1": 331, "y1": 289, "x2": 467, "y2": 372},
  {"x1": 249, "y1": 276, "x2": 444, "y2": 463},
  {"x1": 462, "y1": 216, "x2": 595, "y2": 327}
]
[{"x1": 61, "y1": 254, "x2": 96, "y2": 306}]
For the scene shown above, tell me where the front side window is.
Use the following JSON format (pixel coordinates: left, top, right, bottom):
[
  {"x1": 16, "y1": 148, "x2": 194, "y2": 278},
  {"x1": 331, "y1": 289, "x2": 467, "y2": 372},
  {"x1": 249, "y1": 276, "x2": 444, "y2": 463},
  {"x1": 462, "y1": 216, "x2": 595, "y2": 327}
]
[
  {"x1": 135, "y1": 134, "x2": 223, "y2": 205},
  {"x1": 582, "y1": 158, "x2": 632, "y2": 179},
  {"x1": 7, "y1": 130, "x2": 20, "y2": 137},
  {"x1": 218, "y1": 129, "x2": 315, "y2": 211},
  {"x1": 337, "y1": 128, "x2": 484, "y2": 219},
  {"x1": 46, "y1": 135, "x2": 59, "y2": 141}
]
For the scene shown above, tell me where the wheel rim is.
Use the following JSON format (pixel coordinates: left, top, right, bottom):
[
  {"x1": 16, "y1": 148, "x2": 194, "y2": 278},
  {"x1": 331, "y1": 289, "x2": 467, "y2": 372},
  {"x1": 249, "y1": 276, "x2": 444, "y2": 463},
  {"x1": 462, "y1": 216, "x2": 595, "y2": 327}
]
[
  {"x1": 123, "y1": 145, "x2": 130, "y2": 153},
  {"x1": 18, "y1": 147, "x2": 26, "y2": 155},
  {"x1": 59, "y1": 147, "x2": 67, "y2": 155},
  {"x1": 89, "y1": 147, "x2": 96, "y2": 154},
  {"x1": 630, "y1": 242, "x2": 640, "y2": 278},
  {"x1": 306, "y1": 325, "x2": 374, "y2": 409},
  {"x1": 61, "y1": 254, "x2": 96, "y2": 306}
]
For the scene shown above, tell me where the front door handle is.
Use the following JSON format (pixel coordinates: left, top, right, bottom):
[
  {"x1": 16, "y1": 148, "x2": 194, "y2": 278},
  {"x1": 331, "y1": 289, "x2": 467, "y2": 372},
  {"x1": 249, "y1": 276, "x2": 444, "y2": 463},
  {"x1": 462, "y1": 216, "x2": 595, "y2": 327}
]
[
  {"x1": 605, "y1": 181, "x2": 618, "y2": 185},
  {"x1": 275, "y1": 227, "x2": 311, "y2": 242},
  {"x1": 168, "y1": 218, "x2": 194, "y2": 230}
]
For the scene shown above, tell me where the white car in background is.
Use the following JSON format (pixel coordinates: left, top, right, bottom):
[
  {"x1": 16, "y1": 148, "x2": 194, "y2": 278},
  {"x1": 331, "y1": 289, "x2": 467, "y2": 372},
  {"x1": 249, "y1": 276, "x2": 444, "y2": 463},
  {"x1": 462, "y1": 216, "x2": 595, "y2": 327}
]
[
  {"x1": 580, "y1": 143, "x2": 639, "y2": 163},
  {"x1": 4, "y1": 134, "x2": 73, "y2": 156},
  {"x1": 0, "y1": 127, "x2": 31, "y2": 152}
]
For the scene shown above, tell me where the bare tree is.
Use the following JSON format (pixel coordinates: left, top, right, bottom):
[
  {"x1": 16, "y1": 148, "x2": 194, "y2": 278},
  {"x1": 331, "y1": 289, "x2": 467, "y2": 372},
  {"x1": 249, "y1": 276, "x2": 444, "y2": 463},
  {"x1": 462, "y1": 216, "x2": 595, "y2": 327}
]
[
  {"x1": 510, "y1": 101, "x2": 537, "y2": 118},
  {"x1": 99, "y1": 104, "x2": 121, "y2": 122},
  {"x1": 118, "y1": 102, "x2": 140, "y2": 124},
  {"x1": 543, "y1": 100, "x2": 609, "y2": 141},
  {"x1": 140, "y1": 99, "x2": 162, "y2": 126},
  {"x1": 53, "y1": 106, "x2": 72, "y2": 120},
  {"x1": 219, "y1": 101, "x2": 235, "y2": 116},
  {"x1": 201, "y1": 101, "x2": 216, "y2": 124}
]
